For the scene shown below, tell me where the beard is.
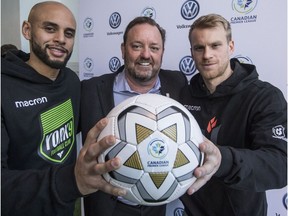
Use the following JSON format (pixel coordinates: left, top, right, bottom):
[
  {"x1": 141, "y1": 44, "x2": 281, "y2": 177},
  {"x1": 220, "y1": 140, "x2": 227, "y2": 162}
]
[
  {"x1": 125, "y1": 58, "x2": 159, "y2": 83},
  {"x1": 31, "y1": 38, "x2": 72, "y2": 69},
  {"x1": 127, "y1": 67, "x2": 155, "y2": 82}
]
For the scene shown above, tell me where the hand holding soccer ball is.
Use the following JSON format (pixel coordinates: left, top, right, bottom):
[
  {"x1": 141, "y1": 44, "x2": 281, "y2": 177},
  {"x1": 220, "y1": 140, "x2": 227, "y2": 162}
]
[{"x1": 98, "y1": 94, "x2": 204, "y2": 205}]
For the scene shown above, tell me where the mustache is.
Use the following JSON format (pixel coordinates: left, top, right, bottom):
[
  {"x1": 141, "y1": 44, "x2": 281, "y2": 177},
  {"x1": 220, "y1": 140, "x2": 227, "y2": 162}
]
[{"x1": 137, "y1": 59, "x2": 152, "y2": 64}]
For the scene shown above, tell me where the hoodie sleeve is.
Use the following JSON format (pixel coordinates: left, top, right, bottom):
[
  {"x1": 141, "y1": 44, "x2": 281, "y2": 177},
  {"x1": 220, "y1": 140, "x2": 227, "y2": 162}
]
[
  {"x1": 214, "y1": 85, "x2": 287, "y2": 191},
  {"x1": 1, "y1": 115, "x2": 82, "y2": 215}
]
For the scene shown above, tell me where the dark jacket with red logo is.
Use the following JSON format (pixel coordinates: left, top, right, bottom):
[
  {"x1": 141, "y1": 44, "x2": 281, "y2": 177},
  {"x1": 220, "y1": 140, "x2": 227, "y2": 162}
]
[
  {"x1": 1, "y1": 50, "x2": 81, "y2": 216},
  {"x1": 180, "y1": 58, "x2": 287, "y2": 216}
]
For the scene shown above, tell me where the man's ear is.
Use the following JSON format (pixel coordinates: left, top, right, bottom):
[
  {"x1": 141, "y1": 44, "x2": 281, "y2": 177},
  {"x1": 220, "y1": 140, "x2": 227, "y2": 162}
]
[
  {"x1": 22, "y1": 21, "x2": 31, "y2": 40},
  {"x1": 190, "y1": 47, "x2": 194, "y2": 59},
  {"x1": 229, "y1": 40, "x2": 235, "y2": 54},
  {"x1": 121, "y1": 43, "x2": 125, "y2": 59}
]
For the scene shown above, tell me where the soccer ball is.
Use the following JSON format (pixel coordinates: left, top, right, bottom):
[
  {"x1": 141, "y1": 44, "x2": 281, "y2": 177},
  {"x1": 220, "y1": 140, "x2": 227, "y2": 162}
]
[{"x1": 98, "y1": 94, "x2": 203, "y2": 206}]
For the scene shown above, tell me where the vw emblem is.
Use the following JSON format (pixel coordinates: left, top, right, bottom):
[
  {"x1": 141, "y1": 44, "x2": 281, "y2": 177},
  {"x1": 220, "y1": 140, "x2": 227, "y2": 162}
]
[
  {"x1": 181, "y1": 0, "x2": 200, "y2": 20},
  {"x1": 179, "y1": 56, "x2": 196, "y2": 75},
  {"x1": 109, "y1": 12, "x2": 121, "y2": 29},
  {"x1": 109, "y1": 57, "x2": 121, "y2": 72}
]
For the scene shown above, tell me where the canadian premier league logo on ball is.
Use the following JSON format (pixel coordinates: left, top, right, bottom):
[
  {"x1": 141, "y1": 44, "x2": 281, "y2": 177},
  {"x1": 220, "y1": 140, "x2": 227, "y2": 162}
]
[{"x1": 98, "y1": 94, "x2": 204, "y2": 205}]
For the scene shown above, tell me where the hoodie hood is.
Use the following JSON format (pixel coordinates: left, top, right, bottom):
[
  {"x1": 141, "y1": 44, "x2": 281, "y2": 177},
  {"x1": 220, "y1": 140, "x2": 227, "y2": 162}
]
[
  {"x1": 189, "y1": 58, "x2": 259, "y2": 98},
  {"x1": 2, "y1": 50, "x2": 65, "y2": 84}
]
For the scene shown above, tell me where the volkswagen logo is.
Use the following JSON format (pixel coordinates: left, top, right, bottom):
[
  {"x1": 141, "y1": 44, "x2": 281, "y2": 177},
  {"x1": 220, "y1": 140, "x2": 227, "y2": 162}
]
[
  {"x1": 179, "y1": 56, "x2": 196, "y2": 75},
  {"x1": 109, "y1": 57, "x2": 121, "y2": 72},
  {"x1": 181, "y1": 0, "x2": 200, "y2": 20},
  {"x1": 109, "y1": 12, "x2": 121, "y2": 29}
]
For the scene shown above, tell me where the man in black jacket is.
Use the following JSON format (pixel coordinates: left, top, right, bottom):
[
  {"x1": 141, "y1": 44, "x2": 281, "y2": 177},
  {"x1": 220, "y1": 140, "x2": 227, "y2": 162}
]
[
  {"x1": 180, "y1": 13, "x2": 287, "y2": 216},
  {"x1": 81, "y1": 16, "x2": 188, "y2": 216},
  {"x1": 1, "y1": 2, "x2": 125, "y2": 215}
]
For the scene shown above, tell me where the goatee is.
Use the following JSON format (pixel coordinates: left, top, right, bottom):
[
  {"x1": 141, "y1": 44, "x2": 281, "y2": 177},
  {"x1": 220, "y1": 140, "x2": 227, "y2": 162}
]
[{"x1": 31, "y1": 39, "x2": 72, "y2": 69}]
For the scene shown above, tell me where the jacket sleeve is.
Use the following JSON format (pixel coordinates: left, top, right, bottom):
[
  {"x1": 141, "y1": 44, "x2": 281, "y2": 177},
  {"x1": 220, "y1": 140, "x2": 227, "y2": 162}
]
[
  {"x1": 1, "y1": 115, "x2": 81, "y2": 215},
  {"x1": 159, "y1": 70, "x2": 188, "y2": 101},
  {"x1": 214, "y1": 86, "x2": 287, "y2": 191}
]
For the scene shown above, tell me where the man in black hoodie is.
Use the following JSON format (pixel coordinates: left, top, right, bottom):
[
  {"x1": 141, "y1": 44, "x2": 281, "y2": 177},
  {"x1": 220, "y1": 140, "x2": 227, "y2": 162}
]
[
  {"x1": 180, "y1": 14, "x2": 287, "y2": 216},
  {"x1": 1, "y1": 2, "x2": 125, "y2": 216}
]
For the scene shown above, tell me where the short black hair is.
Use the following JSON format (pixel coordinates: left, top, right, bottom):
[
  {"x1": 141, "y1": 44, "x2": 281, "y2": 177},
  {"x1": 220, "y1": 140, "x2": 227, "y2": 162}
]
[{"x1": 123, "y1": 16, "x2": 166, "y2": 47}]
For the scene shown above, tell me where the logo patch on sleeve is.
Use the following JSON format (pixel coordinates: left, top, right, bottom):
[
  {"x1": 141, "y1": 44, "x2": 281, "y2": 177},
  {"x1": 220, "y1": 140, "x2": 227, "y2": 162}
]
[
  {"x1": 39, "y1": 99, "x2": 75, "y2": 163},
  {"x1": 272, "y1": 125, "x2": 287, "y2": 142}
]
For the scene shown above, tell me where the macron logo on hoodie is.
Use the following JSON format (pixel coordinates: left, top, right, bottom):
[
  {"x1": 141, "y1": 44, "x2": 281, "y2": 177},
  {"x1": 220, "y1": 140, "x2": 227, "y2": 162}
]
[{"x1": 15, "y1": 97, "x2": 48, "y2": 108}]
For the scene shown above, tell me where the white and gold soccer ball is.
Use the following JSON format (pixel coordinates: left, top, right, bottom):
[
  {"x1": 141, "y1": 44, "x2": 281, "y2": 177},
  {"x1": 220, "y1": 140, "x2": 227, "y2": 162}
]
[{"x1": 98, "y1": 94, "x2": 203, "y2": 206}]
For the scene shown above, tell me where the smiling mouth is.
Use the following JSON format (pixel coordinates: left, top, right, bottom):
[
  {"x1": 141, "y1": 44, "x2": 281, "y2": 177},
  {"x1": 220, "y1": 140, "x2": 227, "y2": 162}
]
[
  {"x1": 48, "y1": 46, "x2": 67, "y2": 57},
  {"x1": 138, "y1": 62, "x2": 151, "y2": 66}
]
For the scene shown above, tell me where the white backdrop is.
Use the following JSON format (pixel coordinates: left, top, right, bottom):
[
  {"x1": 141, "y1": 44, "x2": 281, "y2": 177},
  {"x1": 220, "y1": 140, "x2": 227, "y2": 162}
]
[{"x1": 78, "y1": 1, "x2": 287, "y2": 215}]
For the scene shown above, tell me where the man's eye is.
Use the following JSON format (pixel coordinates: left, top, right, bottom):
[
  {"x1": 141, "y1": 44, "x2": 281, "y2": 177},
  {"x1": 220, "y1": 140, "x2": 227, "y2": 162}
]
[
  {"x1": 194, "y1": 46, "x2": 203, "y2": 52},
  {"x1": 65, "y1": 32, "x2": 75, "y2": 38},
  {"x1": 212, "y1": 44, "x2": 221, "y2": 49},
  {"x1": 151, "y1": 47, "x2": 160, "y2": 52},
  {"x1": 45, "y1": 27, "x2": 55, "y2": 32},
  {"x1": 132, "y1": 44, "x2": 141, "y2": 49}
]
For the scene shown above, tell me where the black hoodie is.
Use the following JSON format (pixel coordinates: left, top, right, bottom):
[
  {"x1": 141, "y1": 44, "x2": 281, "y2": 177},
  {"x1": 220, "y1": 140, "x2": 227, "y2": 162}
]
[
  {"x1": 1, "y1": 50, "x2": 81, "y2": 216},
  {"x1": 180, "y1": 59, "x2": 287, "y2": 216}
]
